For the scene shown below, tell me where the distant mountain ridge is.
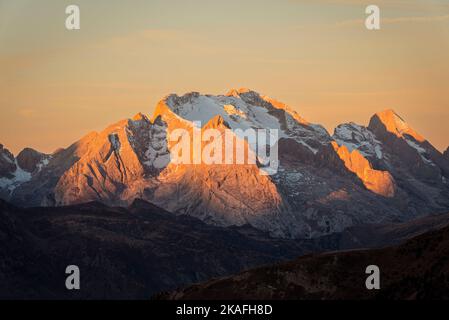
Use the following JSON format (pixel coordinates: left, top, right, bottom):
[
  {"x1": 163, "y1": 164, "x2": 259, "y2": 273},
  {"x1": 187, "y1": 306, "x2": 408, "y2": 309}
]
[
  {"x1": 160, "y1": 215, "x2": 449, "y2": 300},
  {"x1": 1, "y1": 89, "x2": 449, "y2": 238},
  {"x1": 0, "y1": 198, "x2": 331, "y2": 299},
  {"x1": 2, "y1": 197, "x2": 449, "y2": 299}
]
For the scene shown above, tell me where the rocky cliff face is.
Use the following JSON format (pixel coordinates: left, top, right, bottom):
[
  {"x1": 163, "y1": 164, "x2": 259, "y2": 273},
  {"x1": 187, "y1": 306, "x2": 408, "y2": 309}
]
[
  {"x1": 1, "y1": 90, "x2": 449, "y2": 238},
  {"x1": 368, "y1": 110, "x2": 449, "y2": 179},
  {"x1": 0, "y1": 144, "x2": 31, "y2": 200},
  {"x1": 0, "y1": 144, "x2": 16, "y2": 179},
  {"x1": 16, "y1": 148, "x2": 48, "y2": 173},
  {"x1": 334, "y1": 110, "x2": 449, "y2": 218},
  {"x1": 331, "y1": 141, "x2": 396, "y2": 197}
]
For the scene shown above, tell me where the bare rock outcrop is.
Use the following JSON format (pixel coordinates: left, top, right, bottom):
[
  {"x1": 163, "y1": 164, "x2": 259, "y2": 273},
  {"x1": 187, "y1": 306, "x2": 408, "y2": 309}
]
[
  {"x1": 0, "y1": 144, "x2": 16, "y2": 178},
  {"x1": 331, "y1": 141, "x2": 396, "y2": 197}
]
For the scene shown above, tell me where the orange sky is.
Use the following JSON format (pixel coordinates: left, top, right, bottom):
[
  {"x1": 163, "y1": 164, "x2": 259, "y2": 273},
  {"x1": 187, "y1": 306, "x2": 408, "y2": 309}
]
[{"x1": 1, "y1": 0, "x2": 449, "y2": 154}]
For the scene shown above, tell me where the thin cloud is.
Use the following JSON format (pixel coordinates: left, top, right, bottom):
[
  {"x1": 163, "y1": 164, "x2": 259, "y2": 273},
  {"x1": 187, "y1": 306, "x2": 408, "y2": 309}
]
[
  {"x1": 18, "y1": 108, "x2": 37, "y2": 118},
  {"x1": 336, "y1": 14, "x2": 449, "y2": 28},
  {"x1": 289, "y1": 0, "x2": 449, "y2": 9},
  {"x1": 384, "y1": 14, "x2": 449, "y2": 24}
]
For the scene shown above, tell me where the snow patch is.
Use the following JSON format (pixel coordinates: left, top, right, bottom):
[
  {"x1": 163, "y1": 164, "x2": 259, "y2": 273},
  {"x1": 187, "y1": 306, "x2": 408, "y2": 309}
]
[
  {"x1": 333, "y1": 123, "x2": 384, "y2": 159},
  {"x1": 0, "y1": 160, "x2": 32, "y2": 192},
  {"x1": 1, "y1": 153, "x2": 13, "y2": 164},
  {"x1": 35, "y1": 156, "x2": 51, "y2": 173},
  {"x1": 404, "y1": 138, "x2": 434, "y2": 166},
  {"x1": 109, "y1": 134, "x2": 121, "y2": 152},
  {"x1": 165, "y1": 91, "x2": 329, "y2": 155}
]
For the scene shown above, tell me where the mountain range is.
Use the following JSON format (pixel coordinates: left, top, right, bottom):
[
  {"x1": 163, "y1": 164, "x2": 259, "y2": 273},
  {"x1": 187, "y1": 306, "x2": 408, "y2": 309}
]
[{"x1": 1, "y1": 88, "x2": 449, "y2": 239}]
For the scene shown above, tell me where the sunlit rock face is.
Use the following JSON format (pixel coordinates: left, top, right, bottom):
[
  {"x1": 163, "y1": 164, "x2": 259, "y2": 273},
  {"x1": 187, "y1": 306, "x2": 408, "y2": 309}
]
[
  {"x1": 373, "y1": 109, "x2": 425, "y2": 142},
  {"x1": 2, "y1": 90, "x2": 449, "y2": 238},
  {"x1": 334, "y1": 110, "x2": 449, "y2": 215},
  {"x1": 368, "y1": 110, "x2": 448, "y2": 179},
  {"x1": 331, "y1": 142, "x2": 396, "y2": 198}
]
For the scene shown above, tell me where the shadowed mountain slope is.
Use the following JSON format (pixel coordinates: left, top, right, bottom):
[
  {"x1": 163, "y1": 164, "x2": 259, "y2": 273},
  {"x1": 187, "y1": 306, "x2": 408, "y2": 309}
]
[
  {"x1": 160, "y1": 219, "x2": 449, "y2": 300},
  {"x1": 0, "y1": 199, "x2": 334, "y2": 299}
]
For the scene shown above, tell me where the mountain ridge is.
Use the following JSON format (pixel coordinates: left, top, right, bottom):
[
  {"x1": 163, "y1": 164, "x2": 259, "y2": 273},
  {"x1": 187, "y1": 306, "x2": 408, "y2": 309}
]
[
  {"x1": 0, "y1": 198, "x2": 335, "y2": 299},
  {"x1": 159, "y1": 217, "x2": 449, "y2": 300},
  {"x1": 1, "y1": 89, "x2": 449, "y2": 238},
  {"x1": 2, "y1": 196, "x2": 449, "y2": 299}
]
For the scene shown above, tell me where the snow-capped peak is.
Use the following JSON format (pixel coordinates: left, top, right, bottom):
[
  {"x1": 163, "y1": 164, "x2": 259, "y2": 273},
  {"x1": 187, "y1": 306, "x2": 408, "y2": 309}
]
[{"x1": 156, "y1": 89, "x2": 330, "y2": 154}]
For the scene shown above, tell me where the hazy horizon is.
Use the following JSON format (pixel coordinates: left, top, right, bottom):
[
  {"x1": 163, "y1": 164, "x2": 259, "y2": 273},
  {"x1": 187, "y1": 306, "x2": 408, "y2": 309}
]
[{"x1": 1, "y1": 0, "x2": 449, "y2": 154}]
